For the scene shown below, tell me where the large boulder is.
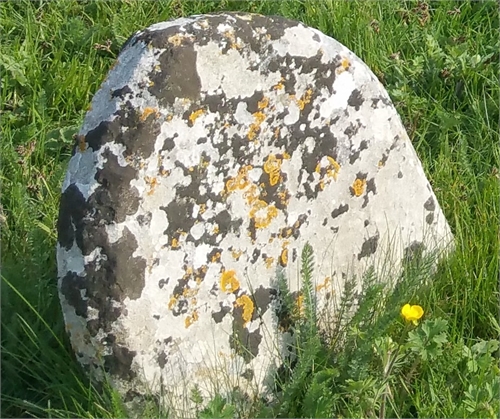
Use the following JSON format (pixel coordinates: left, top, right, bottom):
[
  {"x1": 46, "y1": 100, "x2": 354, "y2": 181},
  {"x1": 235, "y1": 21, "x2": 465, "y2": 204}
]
[{"x1": 56, "y1": 12, "x2": 453, "y2": 415}]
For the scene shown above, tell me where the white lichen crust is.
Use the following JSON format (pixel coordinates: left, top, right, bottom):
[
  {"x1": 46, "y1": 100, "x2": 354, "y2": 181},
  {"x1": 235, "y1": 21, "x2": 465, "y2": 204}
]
[{"x1": 56, "y1": 12, "x2": 453, "y2": 415}]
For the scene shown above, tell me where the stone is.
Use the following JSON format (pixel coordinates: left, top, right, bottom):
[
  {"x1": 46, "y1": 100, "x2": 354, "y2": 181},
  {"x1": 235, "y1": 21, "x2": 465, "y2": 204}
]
[{"x1": 56, "y1": 12, "x2": 453, "y2": 416}]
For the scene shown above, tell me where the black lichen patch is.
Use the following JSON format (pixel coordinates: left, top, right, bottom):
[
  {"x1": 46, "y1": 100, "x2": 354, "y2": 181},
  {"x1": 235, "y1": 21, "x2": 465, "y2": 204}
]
[
  {"x1": 403, "y1": 241, "x2": 425, "y2": 265},
  {"x1": 230, "y1": 313, "x2": 262, "y2": 363},
  {"x1": 426, "y1": 212, "x2": 434, "y2": 225},
  {"x1": 85, "y1": 104, "x2": 159, "y2": 160},
  {"x1": 358, "y1": 234, "x2": 379, "y2": 260},
  {"x1": 241, "y1": 369, "x2": 254, "y2": 380},
  {"x1": 103, "y1": 342, "x2": 137, "y2": 380},
  {"x1": 331, "y1": 203, "x2": 349, "y2": 219},
  {"x1": 111, "y1": 85, "x2": 134, "y2": 100},
  {"x1": 76, "y1": 224, "x2": 146, "y2": 337},
  {"x1": 92, "y1": 151, "x2": 140, "y2": 224},
  {"x1": 149, "y1": 43, "x2": 201, "y2": 107},
  {"x1": 253, "y1": 286, "x2": 275, "y2": 316},
  {"x1": 160, "y1": 198, "x2": 196, "y2": 243},
  {"x1": 347, "y1": 89, "x2": 364, "y2": 111},
  {"x1": 60, "y1": 272, "x2": 88, "y2": 317},
  {"x1": 212, "y1": 304, "x2": 231, "y2": 324},
  {"x1": 57, "y1": 184, "x2": 89, "y2": 250},
  {"x1": 424, "y1": 196, "x2": 435, "y2": 212}
]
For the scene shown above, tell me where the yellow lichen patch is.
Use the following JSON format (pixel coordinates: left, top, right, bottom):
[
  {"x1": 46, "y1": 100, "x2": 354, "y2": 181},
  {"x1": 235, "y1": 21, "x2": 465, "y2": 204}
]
[
  {"x1": 185, "y1": 310, "x2": 199, "y2": 328},
  {"x1": 148, "y1": 80, "x2": 155, "y2": 87},
  {"x1": 297, "y1": 88, "x2": 313, "y2": 110},
  {"x1": 220, "y1": 270, "x2": 240, "y2": 293},
  {"x1": 263, "y1": 154, "x2": 282, "y2": 186},
  {"x1": 145, "y1": 176, "x2": 158, "y2": 195},
  {"x1": 336, "y1": 57, "x2": 351, "y2": 74},
  {"x1": 250, "y1": 200, "x2": 278, "y2": 229},
  {"x1": 166, "y1": 114, "x2": 173, "y2": 122},
  {"x1": 235, "y1": 295, "x2": 254, "y2": 326},
  {"x1": 140, "y1": 107, "x2": 159, "y2": 122},
  {"x1": 231, "y1": 249, "x2": 243, "y2": 260},
  {"x1": 352, "y1": 178, "x2": 366, "y2": 197},
  {"x1": 278, "y1": 190, "x2": 290, "y2": 206},
  {"x1": 189, "y1": 109, "x2": 205, "y2": 124},
  {"x1": 182, "y1": 287, "x2": 198, "y2": 298},
  {"x1": 226, "y1": 165, "x2": 252, "y2": 194},
  {"x1": 282, "y1": 151, "x2": 291, "y2": 159},
  {"x1": 280, "y1": 247, "x2": 289, "y2": 267},
  {"x1": 273, "y1": 78, "x2": 285, "y2": 90},
  {"x1": 316, "y1": 277, "x2": 331, "y2": 292},
  {"x1": 76, "y1": 135, "x2": 87, "y2": 152},
  {"x1": 378, "y1": 160, "x2": 385, "y2": 168},
  {"x1": 168, "y1": 33, "x2": 194, "y2": 46},
  {"x1": 265, "y1": 256, "x2": 274, "y2": 269},
  {"x1": 211, "y1": 252, "x2": 221, "y2": 263},
  {"x1": 168, "y1": 296, "x2": 177, "y2": 310},
  {"x1": 248, "y1": 112, "x2": 266, "y2": 140},
  {"x1": 269, "y1": 170, "x2": 280, "y2": 186},
  {"x1": 274, "y1": 127, "x2": 281, "y2": 139},
  {"x1": 295, "y1": 294, "x2": 304, "y2": 316},
  {"x1": 171, "y1": 238, "x2": 179, "y2": 248},
  {"x1": 212, "y1": 224, "x2": 220, "y2": 234},
  {"x1": 258, "y1": 97, "x2": 269, "y2": 110},
  {"x1": 243, "y1": 184, "x2": 259, "y2": 206},
  {"x1": 199, "y1": 203, "x2": 207, "y2": 214},
  {"x1": 327, "y1": 157, "x2": 341, "y2": 179}
]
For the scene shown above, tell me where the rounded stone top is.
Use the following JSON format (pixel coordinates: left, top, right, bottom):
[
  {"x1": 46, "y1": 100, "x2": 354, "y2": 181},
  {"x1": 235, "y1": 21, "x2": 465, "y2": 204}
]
[{"x1": 57, "y1": 12, "x2": 452, "y2": 416}]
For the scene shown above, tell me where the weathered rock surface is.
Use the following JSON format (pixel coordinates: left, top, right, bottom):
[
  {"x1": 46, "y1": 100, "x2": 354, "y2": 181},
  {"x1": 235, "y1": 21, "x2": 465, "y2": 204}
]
[{"x1": 57, "y1": 12, "x2": 453, "y2": 415}]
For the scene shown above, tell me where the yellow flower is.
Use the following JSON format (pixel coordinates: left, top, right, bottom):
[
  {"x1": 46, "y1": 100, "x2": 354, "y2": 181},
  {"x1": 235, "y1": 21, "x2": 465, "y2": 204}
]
[{"x1": 401, "y1": 304, "x2": 424, "y2": 325}]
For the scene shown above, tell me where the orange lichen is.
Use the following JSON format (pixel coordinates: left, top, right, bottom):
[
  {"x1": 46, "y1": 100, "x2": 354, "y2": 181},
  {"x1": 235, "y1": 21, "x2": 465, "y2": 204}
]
[
  {"x1": 168, "y1": 33, "x2": 194, "y2": 46},
  {"x1": 258, "y1": 97, "x2": 269, "y2": 110},
  {"x1": 273, "y1": 78, "x2": 285, "y2": 90},
  {"x1": 168, "y1": 296, "x2": 177, "y2": 310},
  {"x1": 189, "y1": 109, "x2": 205, "y2": 124},
  {"x1": 297, "y1": 88, "x2": 313, "y2": 110},
  {"x1": 352, "y1": 178, "x2": 366, "y2": 197},
  {"x1": 220, "y1": 270, "x2": 240, "y2": 293},
  {"x1": 76, "y1": 135, "x2": 87, "y2": 152},
  {"x1": 243, "y1": 184, "x2": 259, "y2": 206},
  {"x1": 316, "y1": 277, "x2": 331, "y2": 292},
  {"x1": 140, "y1": 107, "x2": 159, "y2": 122},
  {"x1": 250, "y1": 200, "x2": 278, "y2": 229},
  {"x1": 280, "y1": 248, "x2": 289, "y2": 267},
  {"x1": 231, "y1": 249, "x2": 243, "y2": 260},
  {"x1": 235, "y1": 295, "x2": 254, "y2": 326},
  {"x1": 296, "y1": 294, "x2": 304, "y2": 315},
  {"x1": 265, "y1": 257, "x2": 274, "y2": 269},
  {"x1": 278, "y1": 190, "x2": 290, "y2": 206},
  {"x1": 263, "y1": 154, "x2": 282, "y2": 186},
  {"x1": 225, "y1": 165, "x2": 252, "y2": 194},
  {"x1": 248, "y1": 112, "x2": 266, "y2": 140},
  {"x1": 185, "y1": 310, "x2": 199, "y2": 328},
  {"x1": 145, "y1": 176, "x2": 158, "y2": 196},
  {"x1": 326, "y1": 156, "x2": 341, "y2": 180},
  {"x1": 336, "y1": 57, "x2": 351, "y2": 74}
]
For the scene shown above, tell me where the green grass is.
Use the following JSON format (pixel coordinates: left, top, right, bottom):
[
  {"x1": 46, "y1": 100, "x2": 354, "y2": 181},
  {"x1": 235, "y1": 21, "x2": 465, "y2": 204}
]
[{"x1": 1, "y1": 0, "x2": 498, "y2": 417}]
